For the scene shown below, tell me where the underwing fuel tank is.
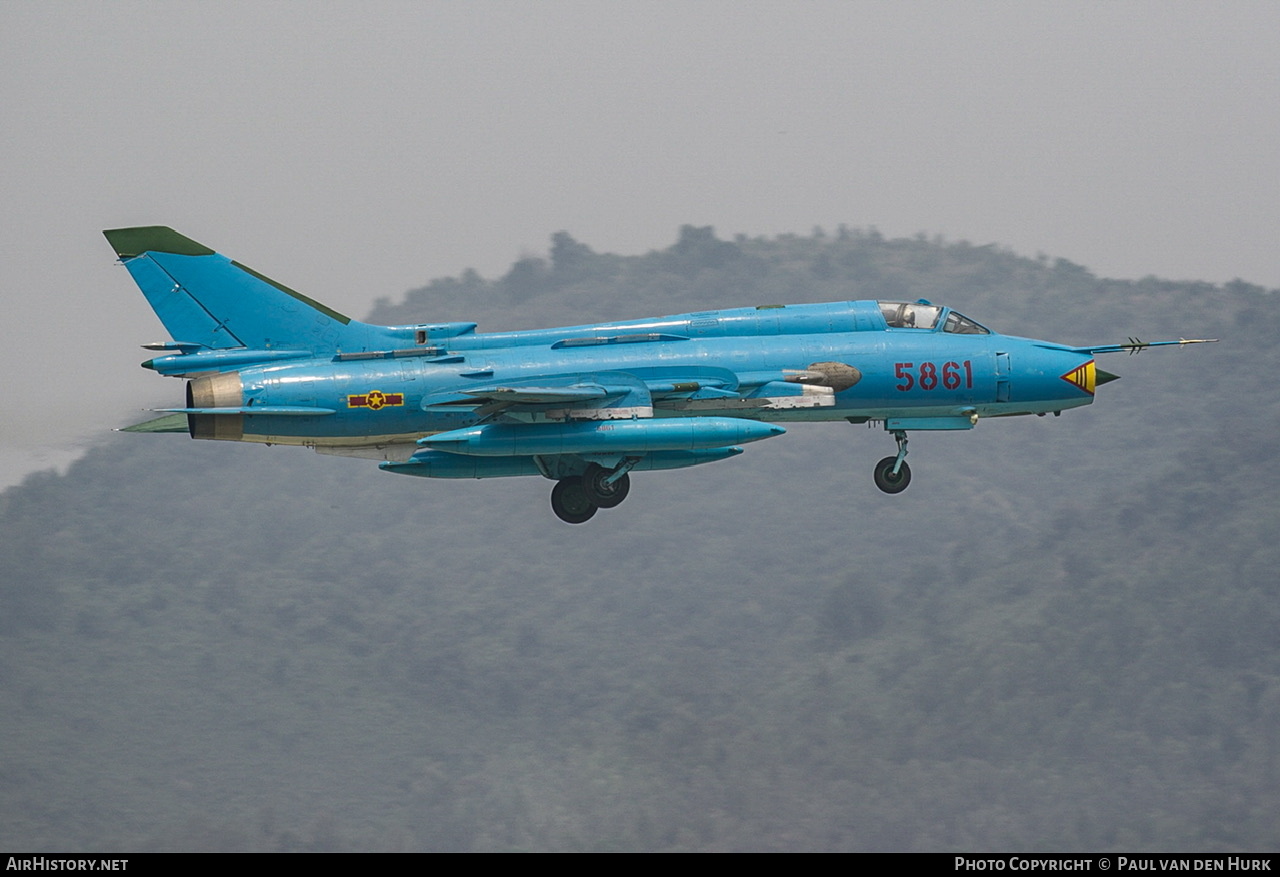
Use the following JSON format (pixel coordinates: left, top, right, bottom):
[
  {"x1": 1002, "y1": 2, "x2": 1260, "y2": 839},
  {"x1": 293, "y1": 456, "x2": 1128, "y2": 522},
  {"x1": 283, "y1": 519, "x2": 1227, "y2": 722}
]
[
  {"x1": 419, "y1": 417, "x2": 785, "y2": 457},
  {"x1": 382, "y1": 447, "x2": 745, "y2": 479}
]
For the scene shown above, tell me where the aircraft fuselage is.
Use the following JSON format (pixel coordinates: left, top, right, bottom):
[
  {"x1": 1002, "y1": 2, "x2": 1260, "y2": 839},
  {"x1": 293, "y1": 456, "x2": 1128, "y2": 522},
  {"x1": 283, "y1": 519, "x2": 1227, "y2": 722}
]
[{"x1": 161, "y1": 300, "x2": 1096, "y2": 452}]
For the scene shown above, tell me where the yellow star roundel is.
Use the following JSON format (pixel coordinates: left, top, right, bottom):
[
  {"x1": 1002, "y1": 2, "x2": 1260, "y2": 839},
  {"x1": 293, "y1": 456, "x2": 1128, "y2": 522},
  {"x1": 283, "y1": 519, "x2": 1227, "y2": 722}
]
[
  {"x1": 347, "y1": 391, "x2": 405, "y2": 410},
  {"x1": 1060, "y1": 360, "x2": 1097, "y2": 395}
]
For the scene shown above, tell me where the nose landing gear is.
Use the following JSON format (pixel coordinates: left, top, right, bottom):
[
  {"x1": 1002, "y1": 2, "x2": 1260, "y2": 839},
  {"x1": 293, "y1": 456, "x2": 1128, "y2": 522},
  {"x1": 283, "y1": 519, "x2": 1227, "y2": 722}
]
[{"x1": 873, "y1": 429, "x2": 911, "y2": 494}]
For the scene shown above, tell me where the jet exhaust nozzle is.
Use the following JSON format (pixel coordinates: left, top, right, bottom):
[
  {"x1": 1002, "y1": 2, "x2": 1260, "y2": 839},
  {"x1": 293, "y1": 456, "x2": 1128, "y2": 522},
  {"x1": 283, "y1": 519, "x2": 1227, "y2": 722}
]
[{"x1": 186, "y1": 372, "x2": 245, "y2": 441}]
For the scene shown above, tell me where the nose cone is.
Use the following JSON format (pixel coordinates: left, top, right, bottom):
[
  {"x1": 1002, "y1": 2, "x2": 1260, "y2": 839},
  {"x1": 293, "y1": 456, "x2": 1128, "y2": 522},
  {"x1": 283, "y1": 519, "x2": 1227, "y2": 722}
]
[
  {"x1": 1012, "y1": 343, "x2": 1116, "y2": 410},
  {"x1": 1096, "y1": 368, "x2": 1120, "y2": 387}
]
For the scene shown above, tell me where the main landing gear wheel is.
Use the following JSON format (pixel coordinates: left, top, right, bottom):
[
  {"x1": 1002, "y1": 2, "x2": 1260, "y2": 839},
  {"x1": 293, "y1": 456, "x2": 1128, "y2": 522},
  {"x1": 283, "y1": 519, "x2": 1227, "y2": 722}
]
[
  {"x1": 873, "y1": 456, "x2": 912, "y2": 494},
  {"x1": 582, "y1": 464, "x2": 631, "y2": 509},
  {"x1": 551, "y1": 476, "x2": 598, "y2": 524}
]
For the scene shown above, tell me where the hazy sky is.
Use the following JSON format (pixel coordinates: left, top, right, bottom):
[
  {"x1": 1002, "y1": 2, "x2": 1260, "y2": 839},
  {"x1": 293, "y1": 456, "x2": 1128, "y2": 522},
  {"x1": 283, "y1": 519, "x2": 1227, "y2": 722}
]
[{"x1": 2, "y1": 1, "x2": 1277, "y2": 488}]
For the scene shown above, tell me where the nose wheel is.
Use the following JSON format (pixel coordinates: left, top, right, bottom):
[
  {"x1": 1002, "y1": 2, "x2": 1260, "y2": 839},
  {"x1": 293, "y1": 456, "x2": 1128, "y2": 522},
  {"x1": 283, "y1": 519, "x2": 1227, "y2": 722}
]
[
  {"x1": 873, "y1": 429, "x2": 912, "y2": 494},
  {"x1": 873, "y1": 456, "x2": 912, "y2": 493}
]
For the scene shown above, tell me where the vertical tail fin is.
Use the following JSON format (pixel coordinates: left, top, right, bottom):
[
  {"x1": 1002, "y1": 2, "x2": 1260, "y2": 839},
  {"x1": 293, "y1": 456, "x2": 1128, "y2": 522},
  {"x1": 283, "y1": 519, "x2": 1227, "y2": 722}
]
[{"x1": 104, "y1": 226, "x2": 353, "y2": 352}]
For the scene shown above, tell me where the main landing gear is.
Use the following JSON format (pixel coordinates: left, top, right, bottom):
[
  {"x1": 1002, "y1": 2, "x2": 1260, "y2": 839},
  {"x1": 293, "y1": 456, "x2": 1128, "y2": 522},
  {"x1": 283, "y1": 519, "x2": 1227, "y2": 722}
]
[
  {"x1": 549, "y1": 461, "x2": 635, "y2": 524},
  {"x1": 873, "y1": 429, "x2": 911, "y2": 494}
]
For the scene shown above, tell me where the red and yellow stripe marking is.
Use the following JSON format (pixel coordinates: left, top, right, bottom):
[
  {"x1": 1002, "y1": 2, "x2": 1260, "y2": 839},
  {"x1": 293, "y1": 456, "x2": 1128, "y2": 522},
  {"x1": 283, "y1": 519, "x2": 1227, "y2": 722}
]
[{"x1": 1060, "y1": 360, "x2": 1097, "y2": 395}]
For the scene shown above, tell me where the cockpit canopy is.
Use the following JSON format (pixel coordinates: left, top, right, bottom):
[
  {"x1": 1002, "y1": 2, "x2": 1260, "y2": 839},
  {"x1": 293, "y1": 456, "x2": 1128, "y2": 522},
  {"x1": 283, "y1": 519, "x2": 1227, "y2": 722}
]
[{"x1": 878, "y1": 301, "x2": 990, "y2": 335}]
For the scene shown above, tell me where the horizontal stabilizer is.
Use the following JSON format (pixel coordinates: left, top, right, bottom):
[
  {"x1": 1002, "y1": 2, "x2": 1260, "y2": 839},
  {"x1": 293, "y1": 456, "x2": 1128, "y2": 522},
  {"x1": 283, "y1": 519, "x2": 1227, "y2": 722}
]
[{"x1": 117, "y1": 413, "x2": 189, "y2": 433}]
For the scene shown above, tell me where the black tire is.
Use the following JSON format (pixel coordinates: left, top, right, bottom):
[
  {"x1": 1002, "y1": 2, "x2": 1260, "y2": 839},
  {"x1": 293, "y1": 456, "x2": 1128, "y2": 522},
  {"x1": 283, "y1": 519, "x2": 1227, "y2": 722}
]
[
  {"x1": 582, "y1": 464, "x2": 631, "y2": 509},
  {"x1": 551, "y1": 477, "x2": 598, "y2": 523},
  {"x1": 873, "y1": 457, "x2": 911, "y2": 494}
]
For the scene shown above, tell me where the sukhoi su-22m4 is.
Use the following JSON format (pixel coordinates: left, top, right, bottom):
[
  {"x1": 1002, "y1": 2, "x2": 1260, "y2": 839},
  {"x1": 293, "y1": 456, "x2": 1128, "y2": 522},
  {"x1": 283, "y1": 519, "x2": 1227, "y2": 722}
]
[{"x1": 108, "y1": 227, "x2": 1215, "y2": 523}]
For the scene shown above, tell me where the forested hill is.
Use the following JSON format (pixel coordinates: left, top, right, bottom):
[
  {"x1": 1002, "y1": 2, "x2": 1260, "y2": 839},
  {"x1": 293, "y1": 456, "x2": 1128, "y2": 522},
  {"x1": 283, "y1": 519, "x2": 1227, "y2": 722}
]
[{"x1": 2, "y1": 228, "x2": 1276, "y2": 851}]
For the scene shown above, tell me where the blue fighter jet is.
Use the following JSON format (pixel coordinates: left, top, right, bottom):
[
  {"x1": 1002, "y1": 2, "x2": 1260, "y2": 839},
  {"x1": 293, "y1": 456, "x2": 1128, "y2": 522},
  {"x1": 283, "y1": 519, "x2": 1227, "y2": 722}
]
[{"x1": 107, "y1": 227, "x2": 1214, "y2": 523}]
